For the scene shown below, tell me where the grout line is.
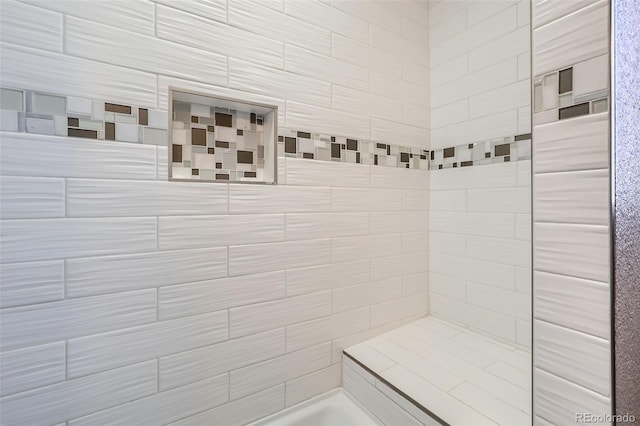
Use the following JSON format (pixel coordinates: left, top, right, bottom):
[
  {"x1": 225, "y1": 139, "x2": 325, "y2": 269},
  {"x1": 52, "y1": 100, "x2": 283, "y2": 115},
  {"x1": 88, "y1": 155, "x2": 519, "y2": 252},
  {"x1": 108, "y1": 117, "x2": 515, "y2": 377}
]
[
  {"x1": 154, "y1": 145, "x2": 159, "y2": 180},
  {"x1": 61, "y1": 14, "x2": 65, "y2": 54},
  {"x1": 153, "y1": 2, "x2": 158, "y2": 37},
  {"x1": 533, "y1": 317, "x2": 610, "y2": 342},
  {"x1": 63, "y1": 258, "x2": 68, "y2": 300},
  {"x1": 64, "y1": 339, "x2": 69, "y2": 380}
]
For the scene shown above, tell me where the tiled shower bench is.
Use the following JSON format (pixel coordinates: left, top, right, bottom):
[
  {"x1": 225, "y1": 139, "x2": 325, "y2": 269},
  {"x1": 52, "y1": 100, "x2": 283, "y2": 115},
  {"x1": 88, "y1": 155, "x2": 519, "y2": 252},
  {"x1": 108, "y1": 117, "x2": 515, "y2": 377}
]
[{"x1": 342, "y1": 317, "x2": 531, "y2": 425}]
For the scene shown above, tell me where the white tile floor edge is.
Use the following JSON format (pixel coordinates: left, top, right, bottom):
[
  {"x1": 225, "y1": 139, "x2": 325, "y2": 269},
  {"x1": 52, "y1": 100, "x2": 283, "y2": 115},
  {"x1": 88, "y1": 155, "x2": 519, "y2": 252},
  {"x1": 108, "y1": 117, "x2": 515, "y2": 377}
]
[
  {"x1": 248, "y1": 387, "x2": 383, "y2": 426},
  {"x1": 343, "y1": 316, "x2": 532, "y2": 426}
]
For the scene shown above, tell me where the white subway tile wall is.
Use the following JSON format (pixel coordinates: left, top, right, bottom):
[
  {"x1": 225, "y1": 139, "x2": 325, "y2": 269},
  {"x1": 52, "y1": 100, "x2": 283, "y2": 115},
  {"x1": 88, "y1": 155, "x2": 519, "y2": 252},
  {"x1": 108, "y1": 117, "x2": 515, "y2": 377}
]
[
  {"x1": 0, "y1": 134, "x2": 430, "y2": 422},
  {"x1": 429, "y1": 160, "x2": 532, "y2": 347},
  {"x1": 429, "y1": 0, "x2": 531, "y2": 150},
  {"x1": 532, "y1": 0, "x2": 612, "y2": 423},
  {"x1": 1, "y1": 0, "x2": 430, "y2": 149},
  {"x1": 0, "y1": 1, "x2": 433, "y2": 423}
]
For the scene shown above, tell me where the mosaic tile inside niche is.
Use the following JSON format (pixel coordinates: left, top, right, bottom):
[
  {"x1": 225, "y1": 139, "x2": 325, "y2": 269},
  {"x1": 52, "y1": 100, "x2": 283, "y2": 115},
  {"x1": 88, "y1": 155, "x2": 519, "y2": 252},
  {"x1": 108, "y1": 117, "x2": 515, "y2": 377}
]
[
  {"x1": 276, "y1": 128, "x2": 430, "y2": 170},
  {"x1": 0, "y1": 87, "x2": 169, "y2": 145},
  {"x1": 429, "y1": 134, "x2": 532, "y2": 170},
  {"x1": 170, "y1": 101, "x2": 264, "y2": 182},
  {"x1": 533, "y1": 54, "x2": 609, "y2": 125}
]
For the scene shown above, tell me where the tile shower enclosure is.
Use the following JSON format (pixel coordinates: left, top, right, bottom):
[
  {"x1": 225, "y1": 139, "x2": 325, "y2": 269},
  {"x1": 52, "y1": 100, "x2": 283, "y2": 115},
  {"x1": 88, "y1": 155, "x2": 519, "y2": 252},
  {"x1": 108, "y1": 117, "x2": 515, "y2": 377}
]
[
  {"x1": 0, "y1": 0, "x2": 435, "y2": 420},
  {"x1": 1, "y1": 0, "x2": 613, "y2": 424}
]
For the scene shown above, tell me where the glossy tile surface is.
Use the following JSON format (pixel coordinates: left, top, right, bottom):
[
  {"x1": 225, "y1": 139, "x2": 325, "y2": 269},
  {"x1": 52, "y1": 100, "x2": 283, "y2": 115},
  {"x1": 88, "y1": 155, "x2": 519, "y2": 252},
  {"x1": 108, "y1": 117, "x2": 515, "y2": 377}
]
[
  {"x1": 345, "y1": 317, "x2": 532, "y2": 425},
  {"x1": 531, "y1": 0, "x2": 612, "y2": 420}
]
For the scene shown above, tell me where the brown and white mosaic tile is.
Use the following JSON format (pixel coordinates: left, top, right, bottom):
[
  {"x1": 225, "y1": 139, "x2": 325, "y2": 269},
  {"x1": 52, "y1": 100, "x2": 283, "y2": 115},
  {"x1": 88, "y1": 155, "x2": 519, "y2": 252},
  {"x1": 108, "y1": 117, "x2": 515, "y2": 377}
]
[
  {"x1": 0, "y1": 87, "x2": 534, "y2": 180},
  {"x1": 169, "y1": 101, "x2": 266, "y2": 183},
  {"x1": 277, "y1": 129, "x2": 430, "y2": 170},
  {"x1": 533, "y1": 54, "x2": 609, "y2": 125},
  {"x1": 429, "y1": 134, "x2": 532, "y2": 170}
]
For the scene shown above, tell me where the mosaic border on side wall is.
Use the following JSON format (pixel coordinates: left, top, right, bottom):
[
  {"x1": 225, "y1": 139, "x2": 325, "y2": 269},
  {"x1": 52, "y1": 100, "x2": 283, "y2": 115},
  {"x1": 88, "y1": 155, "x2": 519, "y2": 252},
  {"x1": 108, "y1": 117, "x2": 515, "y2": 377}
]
[{"x1": 0, "y1": 87, "x2": 533, "y2": 174}]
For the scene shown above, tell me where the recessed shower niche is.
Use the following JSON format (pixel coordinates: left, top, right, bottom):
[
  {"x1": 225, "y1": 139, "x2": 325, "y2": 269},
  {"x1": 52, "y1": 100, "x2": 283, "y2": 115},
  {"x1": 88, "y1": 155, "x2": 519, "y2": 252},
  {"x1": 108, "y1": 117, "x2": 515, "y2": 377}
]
[{"x1": 169, "y1": 88, "x2": 277, "y2": 184}]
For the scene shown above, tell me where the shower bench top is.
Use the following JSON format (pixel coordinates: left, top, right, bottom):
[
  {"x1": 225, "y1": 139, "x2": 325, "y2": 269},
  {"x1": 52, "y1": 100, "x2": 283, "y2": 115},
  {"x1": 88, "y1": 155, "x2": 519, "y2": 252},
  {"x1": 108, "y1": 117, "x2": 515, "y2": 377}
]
[{"x1": 343, "y1": 316, "x2": 531, "y2": 426}]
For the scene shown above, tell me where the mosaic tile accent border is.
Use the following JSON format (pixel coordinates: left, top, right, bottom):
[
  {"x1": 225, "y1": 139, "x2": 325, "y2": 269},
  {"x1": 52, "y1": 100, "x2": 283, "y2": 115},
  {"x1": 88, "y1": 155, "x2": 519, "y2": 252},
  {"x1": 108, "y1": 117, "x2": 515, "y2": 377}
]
[
  {"x1": 429, "y1": 134, "x2": 532, "y2": 170},
  {"x1": 276, "y1": 128, "x2": 429, "y2": 169},
  {"x1": 0, "y1": 87, "x2": 533, "y2": 177},
  {"x1": 0, "y1": 87, "x2": 169, "y2": 145},
  {"x1": 533, "y1": 55, "x2": 609, "y2": 125}
]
